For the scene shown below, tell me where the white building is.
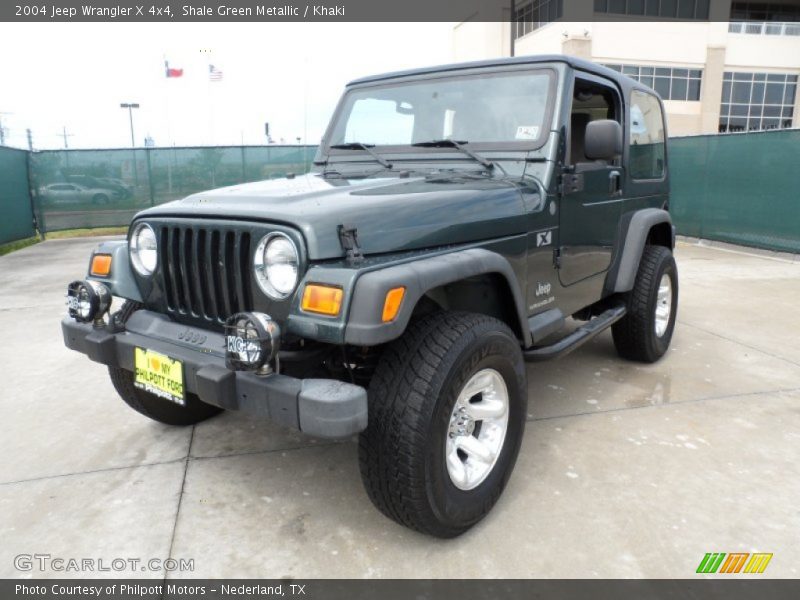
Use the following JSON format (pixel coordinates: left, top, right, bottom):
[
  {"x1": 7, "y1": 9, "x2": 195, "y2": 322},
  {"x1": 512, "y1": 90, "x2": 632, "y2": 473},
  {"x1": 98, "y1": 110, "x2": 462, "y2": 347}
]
[{"x1": 452, "y1": 0, "x2": 800, "y2": 135}]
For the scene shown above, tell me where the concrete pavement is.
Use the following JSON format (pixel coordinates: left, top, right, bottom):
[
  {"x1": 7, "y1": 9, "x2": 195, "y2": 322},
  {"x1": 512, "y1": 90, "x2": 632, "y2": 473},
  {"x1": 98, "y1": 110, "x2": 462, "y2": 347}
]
[{"x1": 0, "y1": 238, "x2": 797, "y2": 578}]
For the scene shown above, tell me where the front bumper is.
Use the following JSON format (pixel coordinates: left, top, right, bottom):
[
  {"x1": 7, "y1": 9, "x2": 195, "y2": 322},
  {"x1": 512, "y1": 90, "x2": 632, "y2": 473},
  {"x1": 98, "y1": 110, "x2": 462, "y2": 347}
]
[{"x1": 61, "y1": 310, "x2": 367, "y2": 438}]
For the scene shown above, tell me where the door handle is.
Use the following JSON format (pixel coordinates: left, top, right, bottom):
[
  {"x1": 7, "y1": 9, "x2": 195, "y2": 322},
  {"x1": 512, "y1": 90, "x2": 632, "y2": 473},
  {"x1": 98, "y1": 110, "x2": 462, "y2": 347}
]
[{"x1": 608, "y1": 170, "x2": 622, "y2": 196}]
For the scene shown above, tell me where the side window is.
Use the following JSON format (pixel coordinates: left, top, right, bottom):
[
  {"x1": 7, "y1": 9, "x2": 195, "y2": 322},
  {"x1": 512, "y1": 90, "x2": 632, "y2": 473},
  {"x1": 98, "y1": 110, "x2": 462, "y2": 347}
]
[
  {"x1": 629, "y1": 90, "x2": 666, "y2": 179},
  {"x1": 344, "y1": 98, "x2": 414, "y2": 145},
  {"x1": 569, "y1": 78, "x2": 620, "y2": 165}
]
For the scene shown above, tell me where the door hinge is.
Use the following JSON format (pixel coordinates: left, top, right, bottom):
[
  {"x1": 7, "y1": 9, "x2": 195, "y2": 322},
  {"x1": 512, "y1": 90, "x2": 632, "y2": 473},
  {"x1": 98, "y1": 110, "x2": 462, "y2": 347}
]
[{"x1": 553, "y1": 247, "x2": 562, "y2": 269}]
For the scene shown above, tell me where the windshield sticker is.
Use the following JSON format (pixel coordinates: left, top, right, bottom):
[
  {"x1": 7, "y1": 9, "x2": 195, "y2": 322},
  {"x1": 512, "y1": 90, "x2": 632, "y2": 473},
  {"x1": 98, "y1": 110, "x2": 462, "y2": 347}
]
[{"x1": 516, "y1": 125, "x2": 539, "y2": 140}]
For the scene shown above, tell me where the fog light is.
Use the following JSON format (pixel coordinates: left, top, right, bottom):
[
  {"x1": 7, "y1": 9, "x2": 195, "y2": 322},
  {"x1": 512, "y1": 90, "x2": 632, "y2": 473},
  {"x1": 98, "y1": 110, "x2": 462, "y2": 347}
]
[
  {"x1": 224, "y1": 312, "x2": 280, "y2": 373},
  {"x1": 66, "y1": 280, "x2": 112, "y2": 325}
]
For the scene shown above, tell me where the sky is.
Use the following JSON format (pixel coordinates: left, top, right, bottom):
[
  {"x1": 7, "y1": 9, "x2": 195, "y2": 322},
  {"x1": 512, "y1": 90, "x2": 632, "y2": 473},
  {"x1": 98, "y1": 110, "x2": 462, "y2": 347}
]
[{"x1": 0, "y1": 22, "x2": 454, "y2": 150}]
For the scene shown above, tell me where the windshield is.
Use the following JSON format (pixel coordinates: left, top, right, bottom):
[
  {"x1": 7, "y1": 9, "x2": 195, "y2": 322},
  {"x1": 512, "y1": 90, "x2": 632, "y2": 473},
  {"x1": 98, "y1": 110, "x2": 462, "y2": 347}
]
[{"x1": 326, "y1": 69, "x2": 553, "y2": 149}]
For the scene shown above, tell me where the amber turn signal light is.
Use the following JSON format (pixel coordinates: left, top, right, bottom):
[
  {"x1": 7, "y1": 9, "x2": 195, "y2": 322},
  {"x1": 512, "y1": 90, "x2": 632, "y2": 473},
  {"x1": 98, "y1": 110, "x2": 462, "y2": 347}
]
[
  {"x1": 301, "y1": 284, "x2": 343, "y2": 316},
  {"x1": 90, "y1": 254, "x2": 112, "y2": 277},
  {"x1": 382, "y1": 287, "x2": 406, "y2": 323}
]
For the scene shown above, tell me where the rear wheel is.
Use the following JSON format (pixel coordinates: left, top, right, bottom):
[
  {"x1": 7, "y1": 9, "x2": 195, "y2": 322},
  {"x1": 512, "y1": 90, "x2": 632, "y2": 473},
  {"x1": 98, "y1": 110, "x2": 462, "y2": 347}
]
[
  {"x1": 612, "y1": 245, "x2": 678, "y2": 363},
  {"x1": 358, "y1": 311, "x2": 527, "y2": 538},
  {"x1": 108, "y1": 302, "x2": 222, "y2": 426}
]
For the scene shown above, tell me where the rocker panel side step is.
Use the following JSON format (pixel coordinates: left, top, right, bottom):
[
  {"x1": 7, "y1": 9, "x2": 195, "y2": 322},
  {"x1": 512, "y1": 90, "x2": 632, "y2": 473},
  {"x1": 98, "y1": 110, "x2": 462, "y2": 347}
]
[{"x1": 523, "y1": 304, "x2": 627, "y2": 362}]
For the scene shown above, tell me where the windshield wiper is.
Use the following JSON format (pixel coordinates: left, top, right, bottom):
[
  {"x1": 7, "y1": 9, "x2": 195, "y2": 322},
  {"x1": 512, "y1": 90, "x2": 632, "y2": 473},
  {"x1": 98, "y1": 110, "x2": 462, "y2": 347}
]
[
  {"x1": 329, "y1": 142, "x2": 393, "y2": 169},
  {"x1": 411, "y1": 139, "x2": 494, "y2": 170}
]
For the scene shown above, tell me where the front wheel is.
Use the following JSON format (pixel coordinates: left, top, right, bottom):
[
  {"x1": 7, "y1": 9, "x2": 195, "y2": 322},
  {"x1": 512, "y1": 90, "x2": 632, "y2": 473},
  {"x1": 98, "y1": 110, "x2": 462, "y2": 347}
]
[
  {"x1": 358, "y1": 312, "x2": 527, "y2": 538},
  {"x1": 612, "y1": 244, "x2": 678, "y2": 363},
  {"x1": 108, "y1": 302, "x2": 222, "y2": 426}
]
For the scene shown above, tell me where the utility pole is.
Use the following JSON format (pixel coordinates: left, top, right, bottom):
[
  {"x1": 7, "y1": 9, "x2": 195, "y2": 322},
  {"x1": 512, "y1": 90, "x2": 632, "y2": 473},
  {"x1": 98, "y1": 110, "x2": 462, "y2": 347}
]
[
  {"x1": 60, "y1": 126, "x2": 74, "y2": 149},
  {"x1": 120, "y1": 103, "x2": 140, "y2": 147},
  {"x1": 26, "y1": 128, "x2": 33, "y2": 151}
]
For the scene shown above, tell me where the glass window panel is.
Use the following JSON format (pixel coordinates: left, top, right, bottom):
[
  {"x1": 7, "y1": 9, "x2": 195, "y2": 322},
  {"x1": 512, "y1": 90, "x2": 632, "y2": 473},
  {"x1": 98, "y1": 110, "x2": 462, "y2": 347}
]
[
  {"x1": 646, "y1": 0, "x2": 661, "y2": 16},
  {"x1": 783, "y1": 84, "x2": 796, "y2": 105},
  {"x1": 764, "y1": 83, "x2": 784, "y2": 104},
  {"x1": 629, "y1": 0, "x2": 645, "y2": 15},
  {"x1": 654, "y1": 77, "x2": 671, "y2": 98},
  {"x1": 695, "y1": 0, "x2": 709, "y2": 18},
  {"x1": 689, "y1": 69, "x2": 702, "y2": 78},
  {"x1": 747, "y1": 118, "x2": 762, "y2": 131},
  {"x1": 733, "y1": 72, "x2": 753, "y2": 82},
  {"x1": 751, "y1": 82, "x2": 765, "y2": 104},
  {"x1": 749, "y1": 105, "x2": 763, "y2": 117},
  {"x1": 609, "y1": 0, "x2": 626, "y2": 13},
  {"x1": 782, "y1": 106, "x2": 794, "y2": 118},
  {"x1": 763, "y1": 106, "x2": 781, "y2": 117},
  {"x1": 629, "y1": 90, "x2": 666, "y2": 179},
  {"x1": 788, "y1": 75, "x2": 798, "y2": 83},
  {"x1": 730, "y1": 104, "x2": 749, "y2": 117},
  {"x1": 761, "y1": 118, "x2": 779, "y2": 129},
  {"x1": 623, "y1": 66, "x2": 639, "y2": 76},
  {"x1": 732, "y1": 81, "x2": 752, "y2": 103},
  {"x1": 655, "y1": 68, "x2": 671, "y2": 76},
  {"x1": 723, "y1": 72, "x2": 733, "y2": 81},
  {"x1": 766, "y1": 74, "x2": 786, "y2": 83},
  {"x1": 728, "y1": 117, "x2": 746, "y2": 131},
  {"x1": 640, "y1": 67, "x2": 654, "y2": 76},
  {"x1": 671, "y1": 78, "x2": 688, "y2": 100},
  {"x1": 661, "y1": 0, "x2": 678, "y2": 17},
  {"x1": 640, "y1": 76, "x2": 654, "y2": 88},
  {"x1": 606, "y1": 64, "x2": 622, "y2": 72},
  {"x1": 721, "y1": 81, "x2": 731, "y2": 102},
  {"x1": 672, "y1": 68, "x2": 689, "y2": 78},
  {"x1": 678, "y1": 0, "x2": 696, "y2": 18},
  {"x1": 688, "y1": 79, "x2": 701, "y2": 100},
  {"x1": 753, "y1": 73, "x2": 767, "y2": 82},
  {"x1": 720, "y1": 103, "x2": 731, "y2": 117}
]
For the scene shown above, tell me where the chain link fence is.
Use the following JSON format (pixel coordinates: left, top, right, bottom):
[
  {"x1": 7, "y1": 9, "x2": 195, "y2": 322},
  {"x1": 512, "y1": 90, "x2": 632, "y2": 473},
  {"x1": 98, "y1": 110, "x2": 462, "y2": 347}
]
[
  {"x1": 0, "y1": 146, "x2": 35, "y2": 244},
  {"x1": 28, "y1": 145, "x2": 317, "y2": 234},
  {"x1": 669, "y1": 129, "x2": 800, "y2": 253}
]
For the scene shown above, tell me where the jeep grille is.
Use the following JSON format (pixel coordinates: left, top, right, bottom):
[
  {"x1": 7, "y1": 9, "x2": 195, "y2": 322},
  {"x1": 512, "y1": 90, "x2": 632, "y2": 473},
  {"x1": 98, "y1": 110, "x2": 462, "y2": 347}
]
[{"x1": 159, "y1": 225, "x2": 253, "y2": 323}]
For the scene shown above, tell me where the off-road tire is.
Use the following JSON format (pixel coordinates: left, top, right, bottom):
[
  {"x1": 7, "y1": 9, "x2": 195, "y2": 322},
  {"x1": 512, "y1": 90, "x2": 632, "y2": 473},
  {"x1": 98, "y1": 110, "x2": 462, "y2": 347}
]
[
  {"x1": 612, "y1": 245, "x2": 678, "y2": 363},
  {"x1": 108, "y1": 301, "x2": 222, "y2": 426},
  {"x1": 358, "y1": 311, "x2": 527, "y2": 538}
]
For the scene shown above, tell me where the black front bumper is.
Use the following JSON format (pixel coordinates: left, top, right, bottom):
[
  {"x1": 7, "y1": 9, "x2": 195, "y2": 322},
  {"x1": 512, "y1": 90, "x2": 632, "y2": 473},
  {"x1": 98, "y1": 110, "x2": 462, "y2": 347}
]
[{"x1": 61, "y1": 310, "x2": 367, "y2": 438}]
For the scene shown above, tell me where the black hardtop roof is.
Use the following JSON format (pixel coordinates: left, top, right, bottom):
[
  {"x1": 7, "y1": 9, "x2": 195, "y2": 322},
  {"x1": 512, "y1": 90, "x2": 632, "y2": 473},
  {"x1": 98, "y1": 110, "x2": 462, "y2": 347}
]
[{"x1": 348, "y1": 54, "x2": 644, "y2": 94}]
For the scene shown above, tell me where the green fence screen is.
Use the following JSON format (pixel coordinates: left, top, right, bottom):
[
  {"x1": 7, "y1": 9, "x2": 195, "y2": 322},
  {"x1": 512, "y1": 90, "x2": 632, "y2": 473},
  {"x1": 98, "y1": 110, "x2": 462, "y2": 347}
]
[
  {"x1": 669, "y1": 129, "x2": 800, "y2": 253},
  {"x1": 0, "y1": 146, "x2": 35, "y2": 245},
  {"x1": 28, "y1": 145, "x2": 317, "y2": 234}
]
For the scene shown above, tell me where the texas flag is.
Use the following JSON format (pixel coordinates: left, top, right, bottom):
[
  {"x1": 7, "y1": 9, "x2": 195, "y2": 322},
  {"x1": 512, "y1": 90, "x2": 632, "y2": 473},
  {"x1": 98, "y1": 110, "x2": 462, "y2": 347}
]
[{"x1": 165, "y1": 60, "x2": 183, "y2": 78}]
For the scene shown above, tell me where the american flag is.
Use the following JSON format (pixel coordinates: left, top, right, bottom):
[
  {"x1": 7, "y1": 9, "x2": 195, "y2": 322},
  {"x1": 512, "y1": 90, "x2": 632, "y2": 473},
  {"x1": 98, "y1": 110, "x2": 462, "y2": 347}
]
[{"x1": 209, "y1": 64, "x2": 223, "y2": 82}]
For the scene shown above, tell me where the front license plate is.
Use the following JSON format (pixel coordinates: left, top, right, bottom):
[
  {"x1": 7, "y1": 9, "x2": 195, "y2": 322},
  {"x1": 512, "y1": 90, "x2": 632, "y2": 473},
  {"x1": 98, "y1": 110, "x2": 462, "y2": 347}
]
[{"x1": 134, "y1": 348, "x2": 185, "y2": 405}]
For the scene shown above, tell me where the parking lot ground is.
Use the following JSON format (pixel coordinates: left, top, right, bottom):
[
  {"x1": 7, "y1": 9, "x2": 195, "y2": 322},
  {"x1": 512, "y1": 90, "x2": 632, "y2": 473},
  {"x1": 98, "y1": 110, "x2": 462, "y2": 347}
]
[{"x1": 0, "y1": 238, "x2": 798, "y2": 578}]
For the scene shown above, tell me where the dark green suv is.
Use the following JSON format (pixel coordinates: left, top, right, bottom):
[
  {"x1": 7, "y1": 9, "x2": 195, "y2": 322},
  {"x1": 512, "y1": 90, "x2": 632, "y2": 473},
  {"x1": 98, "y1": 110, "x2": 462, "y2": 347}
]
[{"x1": 63, "y1": 55, "x2": 677, "y2": 538}]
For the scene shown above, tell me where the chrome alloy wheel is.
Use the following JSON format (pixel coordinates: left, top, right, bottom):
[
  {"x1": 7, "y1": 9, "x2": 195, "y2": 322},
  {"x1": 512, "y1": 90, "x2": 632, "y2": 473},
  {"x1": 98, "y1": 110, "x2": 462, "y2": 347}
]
[
  {"x1": 654, "y1": 273, "x2": 673, "y2": 338},
  {"x1": 445, "y1": 368, "x2": 509, "y2": 490}
]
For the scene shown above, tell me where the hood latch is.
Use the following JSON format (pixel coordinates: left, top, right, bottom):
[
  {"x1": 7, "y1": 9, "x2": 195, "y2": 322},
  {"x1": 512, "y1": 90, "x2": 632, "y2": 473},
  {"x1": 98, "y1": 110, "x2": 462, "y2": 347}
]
[{"x1": 338, "y1": 224, "x2": 364, "y2": 264}]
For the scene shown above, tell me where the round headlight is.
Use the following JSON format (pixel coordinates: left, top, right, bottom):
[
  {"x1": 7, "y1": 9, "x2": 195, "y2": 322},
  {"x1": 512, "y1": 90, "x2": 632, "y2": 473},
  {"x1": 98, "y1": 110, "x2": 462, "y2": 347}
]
[
  {"x1": 224, "y1": 312, "x2": 281, "y2": 372},
  {"x1": 254, "y1": 233, "x2": 299, "y2": 299},
  {"x1": 130, "y1": 223, "x2": 158, "y2": 276}
]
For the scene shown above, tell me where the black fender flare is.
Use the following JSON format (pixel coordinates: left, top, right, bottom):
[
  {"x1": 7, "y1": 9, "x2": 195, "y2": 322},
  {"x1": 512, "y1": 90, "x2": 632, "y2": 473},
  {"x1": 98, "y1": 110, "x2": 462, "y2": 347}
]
[
  {"x1": 344, "y1": 248, "x2": 531, "y2": 347},
  {"x1": 604, "y1": 208, "x2": 674, "y2": 295}
]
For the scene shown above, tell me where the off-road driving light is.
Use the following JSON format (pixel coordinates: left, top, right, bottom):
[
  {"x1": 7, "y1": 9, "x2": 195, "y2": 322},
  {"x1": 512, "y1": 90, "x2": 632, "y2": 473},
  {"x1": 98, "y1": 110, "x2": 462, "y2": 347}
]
[
  {"x1": 66, "y1": 280, "x2": 112, "y2": 325},
  {"x1": 301, "y1": 284, "x2": 343, "y2": 316},
  {"x1": 254, "y1": 233, "x2": 299, "y2": 299},
  {"x1": 382, "y1": 286, "x2": 406, "y2": 323},
  {"x1": 89, "y1": 253, "x2": 112, "y2": 277},
  {"x1": 129, "y1": 222, "x2": 158, "y2": 276},
  {"x1": 224, "y1": 312, "x2": 281, "y2": 372}
]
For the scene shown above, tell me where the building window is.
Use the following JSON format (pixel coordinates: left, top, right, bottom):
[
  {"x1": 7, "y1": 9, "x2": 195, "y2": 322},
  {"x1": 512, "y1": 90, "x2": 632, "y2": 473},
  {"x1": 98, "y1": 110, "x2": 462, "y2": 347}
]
[
  {"x1": 594, "y1": 0, "x2": 710, "y2": 19},
  {"x1": 604, "y1": 64, "x2": 703, "y2": 101},
  {"x1": 719, "y1": 72, "x2": 797, "y2": 133},
  {"x1": 513, "y1": 0, "x2": 563, "y2": 40},
  {"x1": 730, "y1": 1, "x2": 800, "y2": 22}
]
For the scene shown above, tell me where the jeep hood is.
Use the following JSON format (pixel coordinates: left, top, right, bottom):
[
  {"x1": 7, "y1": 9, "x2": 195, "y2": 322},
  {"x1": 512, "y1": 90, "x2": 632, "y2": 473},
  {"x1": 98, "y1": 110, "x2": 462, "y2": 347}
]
[{"x1": 136, "y1": 173, "x2": 530, "y2": 259}]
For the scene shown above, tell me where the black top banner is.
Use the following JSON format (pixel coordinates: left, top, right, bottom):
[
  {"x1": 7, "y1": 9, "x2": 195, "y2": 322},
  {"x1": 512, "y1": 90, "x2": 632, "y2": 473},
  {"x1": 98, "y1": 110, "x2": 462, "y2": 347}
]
[{"x1": 1, "y1": 0, "x2": 764, "y2": 22}]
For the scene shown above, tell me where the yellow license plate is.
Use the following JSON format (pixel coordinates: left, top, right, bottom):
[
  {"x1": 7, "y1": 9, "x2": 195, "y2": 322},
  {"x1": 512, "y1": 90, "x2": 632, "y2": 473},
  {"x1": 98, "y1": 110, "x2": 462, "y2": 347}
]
[{"x1": 134, "y1": 348, "x2": 185, "y2": 405}]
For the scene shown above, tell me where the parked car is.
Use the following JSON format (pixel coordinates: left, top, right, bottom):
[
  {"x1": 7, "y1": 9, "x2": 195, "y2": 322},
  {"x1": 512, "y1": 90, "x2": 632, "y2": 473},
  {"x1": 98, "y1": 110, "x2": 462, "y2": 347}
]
[
  {"x1": 39, "y1": 182, "x2": 117, "y2": 205},
  {"x1": 63, "y1": 55, "x2": 677, "y2": 537}
]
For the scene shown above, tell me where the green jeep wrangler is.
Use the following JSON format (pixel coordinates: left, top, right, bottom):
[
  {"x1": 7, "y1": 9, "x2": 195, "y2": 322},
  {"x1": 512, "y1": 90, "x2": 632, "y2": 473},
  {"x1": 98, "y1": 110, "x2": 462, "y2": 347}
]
[{"x1": 63, "y1": 55, "x2": 677, "y2": 538}]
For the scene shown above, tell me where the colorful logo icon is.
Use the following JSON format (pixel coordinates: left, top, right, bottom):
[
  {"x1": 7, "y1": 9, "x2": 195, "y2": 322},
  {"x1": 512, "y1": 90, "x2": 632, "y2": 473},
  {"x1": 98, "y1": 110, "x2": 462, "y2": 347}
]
[{"x1": 696, "y1": 552, "x2": 773, "y2": 574}]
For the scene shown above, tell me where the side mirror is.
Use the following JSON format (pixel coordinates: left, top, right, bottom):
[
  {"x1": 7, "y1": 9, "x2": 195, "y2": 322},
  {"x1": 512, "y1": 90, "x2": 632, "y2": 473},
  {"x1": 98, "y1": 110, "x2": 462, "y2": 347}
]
[{"x1": 584, "y1": 119, "x2": 622, "y2": 161}]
